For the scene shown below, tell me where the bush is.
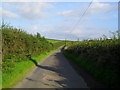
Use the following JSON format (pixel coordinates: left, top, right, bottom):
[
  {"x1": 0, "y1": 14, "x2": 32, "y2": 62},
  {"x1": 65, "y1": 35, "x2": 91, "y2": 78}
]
[
  {"x1": 1, "y1": 24, "x2": 64, "y2": 74},
  {"x1": 64, "y1": 39, "x2": 120, "y2": 88}
]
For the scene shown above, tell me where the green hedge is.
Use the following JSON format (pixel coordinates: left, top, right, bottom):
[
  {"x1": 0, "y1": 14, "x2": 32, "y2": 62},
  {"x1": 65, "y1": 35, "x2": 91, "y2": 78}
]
[
  {"x1": 1, "y1": 24, "x2": 64, "y2": 77},
  {"x1": 63, "y1": 39, "x2": 120, "y2": 88}
]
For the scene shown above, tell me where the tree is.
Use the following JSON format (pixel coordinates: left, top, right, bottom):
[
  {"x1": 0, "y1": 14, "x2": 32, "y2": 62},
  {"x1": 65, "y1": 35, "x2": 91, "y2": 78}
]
[
  {"x1": 116, "y1": 30, "x2": 120, "y2": 39},
  {"x1": 102, "y1": 34, "x2": 107, "y2": 40},
  {"x1": 36, "y1": 32, "x2": 41, "y2": 38}
]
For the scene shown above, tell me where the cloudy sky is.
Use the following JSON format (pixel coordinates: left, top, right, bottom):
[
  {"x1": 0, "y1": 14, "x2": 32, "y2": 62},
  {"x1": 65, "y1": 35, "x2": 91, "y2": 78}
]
[{"x1": 0, "y1": 0, "x2": 118, "y2": 41}]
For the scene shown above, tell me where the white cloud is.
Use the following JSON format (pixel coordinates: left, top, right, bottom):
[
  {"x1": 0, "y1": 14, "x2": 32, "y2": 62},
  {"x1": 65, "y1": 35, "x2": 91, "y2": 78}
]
[
  {"x1": 3, "y1": 0, "x2": 119, "y2": 2},
  {"x1": 17, "y1": 3, "x2": 54, "y2": 20},
  {"x1": 57, "y1": 2, "x2": 116, "y2": 20},
  {"x1": 57, "y1": 10, "x2": 75, "y2": 16},
  {"x1": 3, "y1": 0, "x2": 60, "y2": 2},
  {"x1": 0, "y1": 7, "x2": 18, "y2": 18},
  {"x1": 38, "y1": 22, "x2": 110, "y2": 40},
  {"x1": 2, "y1": 2, "x2": 54, "y2": 20},
  {"x1": 31, "y1": 25, "x2": 39, "y2": 31},
  {"x1": 71, "y1": 26, "x2": 110, "y2": 40},
  {"x1": 88, "y1": 2, "x2": 112, "y2": 15},
  {"x1": 1, "y1": 2, "x2": 117, "y2": 41}
]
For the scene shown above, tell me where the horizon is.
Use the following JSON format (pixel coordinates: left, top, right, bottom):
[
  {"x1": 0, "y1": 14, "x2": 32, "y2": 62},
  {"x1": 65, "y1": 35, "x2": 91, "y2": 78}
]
[{"x1": 0, "y1": 0, "x2": 118, "y2": 41}]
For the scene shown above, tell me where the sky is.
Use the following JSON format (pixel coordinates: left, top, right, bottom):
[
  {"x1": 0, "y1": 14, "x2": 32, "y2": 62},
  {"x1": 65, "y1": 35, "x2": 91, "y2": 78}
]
[{"x1": 0, "y1": 0, "x2": 118, "y2": 41}]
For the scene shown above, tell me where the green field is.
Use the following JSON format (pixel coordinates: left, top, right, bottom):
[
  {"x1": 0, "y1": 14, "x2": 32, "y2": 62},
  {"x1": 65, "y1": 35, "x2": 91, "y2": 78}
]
[{"x1": 47, "y1": 39, "x2": 63, "y2": 43}]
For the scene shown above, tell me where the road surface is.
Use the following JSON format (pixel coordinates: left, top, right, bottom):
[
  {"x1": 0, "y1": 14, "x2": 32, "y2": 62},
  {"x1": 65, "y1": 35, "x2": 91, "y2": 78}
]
[{"x1": 15, "y1": 47, "x2": 88, "y2": 88}]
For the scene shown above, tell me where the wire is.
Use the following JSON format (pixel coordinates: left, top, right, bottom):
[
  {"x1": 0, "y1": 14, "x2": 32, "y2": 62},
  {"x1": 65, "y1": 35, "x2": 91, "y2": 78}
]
[
  {"x1": 66, "y1": 0, "x2": 93, "y2": 41},
  {"x1": 72, "y1": 0, "x2": 93, "y2": 31}
]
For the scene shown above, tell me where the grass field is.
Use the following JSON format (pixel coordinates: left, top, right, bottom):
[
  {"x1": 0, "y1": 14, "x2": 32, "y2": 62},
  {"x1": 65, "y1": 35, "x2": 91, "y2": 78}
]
[{"x1": 47, "y1": 39, "x2": 63, "y2": 43}]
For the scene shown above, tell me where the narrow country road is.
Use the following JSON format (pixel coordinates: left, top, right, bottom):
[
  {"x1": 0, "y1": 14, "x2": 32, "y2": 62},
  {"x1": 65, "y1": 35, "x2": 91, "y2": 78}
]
[{"x1": 15, "y1": 47, "x2": 88, "y2": 88}]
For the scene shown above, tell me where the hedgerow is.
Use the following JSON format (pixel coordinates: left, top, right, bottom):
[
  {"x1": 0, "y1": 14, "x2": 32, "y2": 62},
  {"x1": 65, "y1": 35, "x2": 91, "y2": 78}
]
[
  {"x1": 64, "y1": 36, "x2": 120, "y2": 88},
  {"x1": 1, "y1": 24, "x2": 64, "y2": 74}
]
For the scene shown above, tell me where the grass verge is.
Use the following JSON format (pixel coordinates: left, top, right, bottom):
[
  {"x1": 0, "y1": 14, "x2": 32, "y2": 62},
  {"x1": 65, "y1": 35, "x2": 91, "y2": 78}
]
[
  {"x1": 2, "y1": 48, "x2": 60, "y2": 88},
  {"x1": 62, "y1": 50, "x2": 119, "y2": 88}
]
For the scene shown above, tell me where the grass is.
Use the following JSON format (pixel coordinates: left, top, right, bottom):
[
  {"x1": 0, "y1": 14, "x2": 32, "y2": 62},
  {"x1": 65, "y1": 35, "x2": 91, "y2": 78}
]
[
  {"x1": 2, "y1": 48, "x2": 60, "y2": 88},
  {"x1": 0, "y1": 74, "x2": 2, "y2": 89},
  {"x1": 63, "y1": 38, "x2": 119, "y2": 88},
  {"x1": 1, "y1": 24, "x2": 65, "y2": 88},
  {"x1": 47, "y1": 39, "x2": 63, "y2": 43},
  {"x1": 63, "y1": 50, "x2": 119, "y2": 88}
]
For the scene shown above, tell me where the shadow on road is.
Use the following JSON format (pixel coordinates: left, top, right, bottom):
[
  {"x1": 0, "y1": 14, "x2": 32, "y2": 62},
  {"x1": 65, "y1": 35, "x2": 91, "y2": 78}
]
[
  {"x1": 26, "y1": 47, "x2": 64, "y2": 66},
  {"x1": 36, "y1": 65, "x2": 59, "y2": 73},
  {"x1": 24, "y1": 50, "x2": 88, "y2": 88},
  {"x1": 26, "y1": 54, "x2": 38, "y2": 66}
]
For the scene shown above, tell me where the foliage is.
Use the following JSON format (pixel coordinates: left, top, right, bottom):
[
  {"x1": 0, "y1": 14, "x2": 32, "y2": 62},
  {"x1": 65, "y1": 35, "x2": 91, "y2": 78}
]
[
  {"x1": 64, "y1": 38, "x2": 120, "y2": 88},
  {"x1": 110, "y1": 30, "x2": 120, "y2": 39},
  {"x1": 1, "y1": 24, "x2": 64, "y2": 76},
  {"x1": 2, "y1": 49, "x2": 57, "y2": 88}
]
